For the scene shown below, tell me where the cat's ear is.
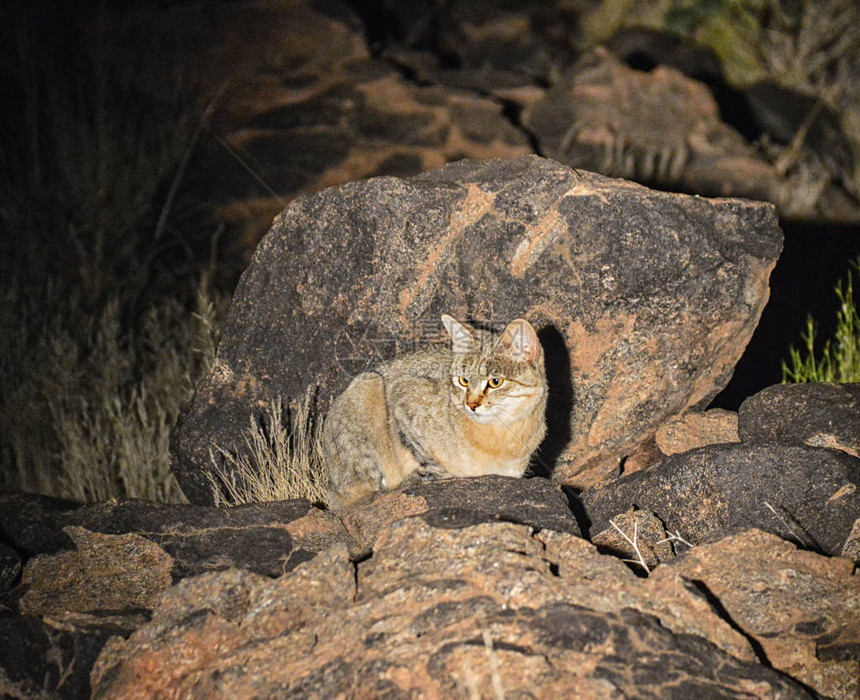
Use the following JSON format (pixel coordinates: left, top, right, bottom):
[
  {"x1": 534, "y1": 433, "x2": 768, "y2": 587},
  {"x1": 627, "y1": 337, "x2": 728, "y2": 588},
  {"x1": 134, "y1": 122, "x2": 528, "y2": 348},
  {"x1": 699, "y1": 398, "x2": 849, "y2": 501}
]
[
  {"x1": 499, "y1": 319, "x2": 541, "y2": 364},
  {"x1": 441, "y1": 314, "x2": 476, "y2": 354}
]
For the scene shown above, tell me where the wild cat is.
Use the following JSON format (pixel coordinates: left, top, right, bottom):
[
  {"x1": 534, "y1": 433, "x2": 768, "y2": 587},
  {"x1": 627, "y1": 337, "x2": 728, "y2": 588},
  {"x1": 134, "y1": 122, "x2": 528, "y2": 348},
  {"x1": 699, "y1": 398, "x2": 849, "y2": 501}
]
[{"x1": 322, "y1": 314, "x2": 548, "y2": 508}]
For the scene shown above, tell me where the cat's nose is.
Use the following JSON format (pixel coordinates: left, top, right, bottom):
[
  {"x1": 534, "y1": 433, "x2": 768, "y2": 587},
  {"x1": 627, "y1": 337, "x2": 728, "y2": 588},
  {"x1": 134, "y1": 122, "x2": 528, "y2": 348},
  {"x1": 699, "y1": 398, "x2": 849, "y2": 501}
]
[{"x1": 467, "y1": 401, "x2": 480, "y2": 411}]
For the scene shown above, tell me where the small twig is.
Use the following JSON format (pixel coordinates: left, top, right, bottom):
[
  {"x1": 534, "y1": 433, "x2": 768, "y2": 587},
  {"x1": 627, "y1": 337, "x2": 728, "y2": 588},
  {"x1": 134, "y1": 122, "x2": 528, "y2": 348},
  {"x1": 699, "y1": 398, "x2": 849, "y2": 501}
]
[
  {"x1": 481, "y1": 628, "x2": 506, "y2": 700},
  {"x1": 774, "y1": 98, "x2": 824, "y2": 176},
  {"x1": 763, "y1": 501, "x2": 815, "y2": 548},
  {"x1": 154, "y1": 82, "x2": 229, "y2": 241},
  {"x1": 657, "y1": 530, "x2": 695, "y2": 550},
  {"x1": 610, "y1": 518, "x2": 650, "y2": 575}
]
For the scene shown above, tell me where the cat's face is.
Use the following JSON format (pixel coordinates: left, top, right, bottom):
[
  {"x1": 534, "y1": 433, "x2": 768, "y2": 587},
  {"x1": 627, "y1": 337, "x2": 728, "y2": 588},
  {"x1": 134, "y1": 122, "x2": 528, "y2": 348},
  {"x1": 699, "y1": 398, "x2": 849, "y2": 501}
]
[{"x1": 442, "y1": 315, "x2": 546, "y2": 424}]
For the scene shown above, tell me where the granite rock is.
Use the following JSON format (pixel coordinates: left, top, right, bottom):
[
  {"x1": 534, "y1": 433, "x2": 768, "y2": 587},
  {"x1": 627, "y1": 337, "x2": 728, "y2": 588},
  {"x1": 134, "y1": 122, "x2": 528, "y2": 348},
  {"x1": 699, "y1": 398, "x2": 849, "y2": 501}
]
[
  {"x1": 90, "y1": 518, "x2": 812, "y2": 699},
  {"x1": 656, "y1": 408, "x2": 740, "y2": 456},
  {"x1": 0, "y1": 493, "x2": 361, "y2": 580},
  {"x1": 581, "y1": 443, "x2": 860, "y2": 557},
  {"x1": 739, "y1": 382, "x2": 860, "y2": 458},
  {"x1": 658, "y1": 529, "x2": 860, "y2": 700},
  {"x1": 171, "y1": 155, "x2": 782, "y2": 503}
]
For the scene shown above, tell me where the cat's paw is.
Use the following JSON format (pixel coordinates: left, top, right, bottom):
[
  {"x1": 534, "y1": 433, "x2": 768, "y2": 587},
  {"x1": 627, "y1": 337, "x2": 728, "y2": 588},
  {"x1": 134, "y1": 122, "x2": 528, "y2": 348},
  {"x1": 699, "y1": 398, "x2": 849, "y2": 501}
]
[{"x1": 416, "y1": 464, "x2": 451, "y2": 482}]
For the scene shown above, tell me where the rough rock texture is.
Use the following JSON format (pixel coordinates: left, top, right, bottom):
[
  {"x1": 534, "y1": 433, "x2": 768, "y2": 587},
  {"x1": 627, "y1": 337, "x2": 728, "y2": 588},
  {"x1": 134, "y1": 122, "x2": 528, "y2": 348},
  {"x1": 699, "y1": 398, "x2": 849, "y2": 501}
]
[
  {"x1": 581, "y1": 443, "x2": 860, "y2": 557},
  {"x1": 44, "y1": 0, "x2": 859, "y2": 288},
  {"x1": 0, "y1": 480, "x2": 578, "y2": 698},
  {"x1": 590, "y1": 508, "x2": 677, "y2": 573},
  {"x1": 0, "y1": 615, "x2": 125, "y2": 700},
  {"x1": 739, "y1": 382, "x2": 860, "y2": 458},
  {"x1": 172, "y1": 155, "x2": 782, "y2": 503},
  {"x1": 375, "y1": 1, "x2": 860, "y2": 224},
  {"x1": 168, "y1": 0, "x2": 533, "y2": 253},
  {"x1": 658, "y1": 529, "x2": 860, "y2": 700},
  {"x1": 845, "y1": 518, "x2": 860, "y2": 562},
  {"x1": 90, "y1": 518, "x2": 813, "y2": 699},
  {"x1": 2, "y1": 480, "x2": 854, "y2": 698},
  {"x1": 0, "y1": 541, "x2": 20, "y2": 593},
  {"x1": 0, "y1": 493, "x2": 361, "y2": 579},
  {"x1": 18, "y1": 527, "x2": 173, "y2": 617},
  {"x1": 656, "y1": 408, "x2": 740, "y2": 456},
  {"x1": 0, "y1": 479, "x2": 576, "y2": 576},
  {"x1": 339, "y1": 474, "x2": 582, "y2": 550},
  {"x1": 0, "y1": 530, "x2": 169, "y2": 699},
  {"x1": 523, "y1": 49, "x2": 781, "y2": 202},
  {"x1": 380, "y1": 0, "x2": 579, "y2": 93}
]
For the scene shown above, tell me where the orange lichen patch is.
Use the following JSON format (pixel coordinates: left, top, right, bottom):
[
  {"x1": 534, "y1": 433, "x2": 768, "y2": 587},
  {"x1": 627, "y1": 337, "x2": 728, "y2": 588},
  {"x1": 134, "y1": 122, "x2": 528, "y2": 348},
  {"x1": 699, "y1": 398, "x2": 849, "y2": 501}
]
[
  {"x1": 680, "y1": 318, "x2": 747, "y2": 406},
  {"x1": 587, "y1": 369, "x2": 658, "y2": 448},
  {"x1": 232, "y1": 373, "x2": 261, "y2": 400},
  {"x1": 510, "y1": 209, "x2": 565, "y2": 278},
  {"x1": 398, "y1": 183, "x2": 496, "y2": 317},
  {"x1": 94, "y1": 616, "x2": 244, "y2": 700},
  {"x1": 567, "y1": 314, "x2": 636, "y2": 377},
  {"x1": 827, "y1": 483, "x2": 858, "y2": 503},
  {"x1": 656, "y1": 410, "x2": 740, "y2": 456}
]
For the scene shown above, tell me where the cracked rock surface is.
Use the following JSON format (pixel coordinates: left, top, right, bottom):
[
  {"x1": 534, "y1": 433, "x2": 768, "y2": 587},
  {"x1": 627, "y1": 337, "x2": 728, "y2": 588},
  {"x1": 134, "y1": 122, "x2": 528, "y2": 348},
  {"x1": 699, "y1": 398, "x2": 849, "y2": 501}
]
[
  {"x1": 89, "y1": 519, "x2": 817, "y2": 699},
  {"x1": 2, "y1": 474, "x2": 857, "y2": 699}
]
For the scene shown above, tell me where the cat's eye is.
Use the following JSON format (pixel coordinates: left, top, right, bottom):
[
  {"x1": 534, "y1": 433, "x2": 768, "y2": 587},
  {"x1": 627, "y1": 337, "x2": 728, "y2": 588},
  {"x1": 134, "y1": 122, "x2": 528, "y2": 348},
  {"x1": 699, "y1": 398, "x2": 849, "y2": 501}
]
[
  {"x1": 487, "y1": 376, "x2": 504, "y2": 388},
  {"x1": 457, "y1": 376, "x2": 469, "y2": 388}
]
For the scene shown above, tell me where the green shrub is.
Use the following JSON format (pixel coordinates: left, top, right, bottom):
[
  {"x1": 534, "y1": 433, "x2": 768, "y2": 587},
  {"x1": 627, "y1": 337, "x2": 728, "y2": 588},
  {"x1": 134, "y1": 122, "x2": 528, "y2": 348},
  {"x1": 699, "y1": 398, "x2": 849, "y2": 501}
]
[{"x1": 782, "y1": 261, "x2": 860, "y2": 383}]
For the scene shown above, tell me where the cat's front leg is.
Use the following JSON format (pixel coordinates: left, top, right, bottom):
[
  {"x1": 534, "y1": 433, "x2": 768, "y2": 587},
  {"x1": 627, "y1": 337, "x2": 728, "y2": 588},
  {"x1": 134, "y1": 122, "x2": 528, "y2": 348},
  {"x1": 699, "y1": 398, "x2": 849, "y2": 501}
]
[{"x1": 322, "y1": 371, "x2": 393, "y2": 508}]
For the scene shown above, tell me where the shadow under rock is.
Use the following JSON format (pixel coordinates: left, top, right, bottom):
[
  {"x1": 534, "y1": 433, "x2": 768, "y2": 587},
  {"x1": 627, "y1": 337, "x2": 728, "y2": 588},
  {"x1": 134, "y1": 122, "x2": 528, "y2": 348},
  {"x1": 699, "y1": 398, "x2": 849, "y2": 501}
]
[{"x1": 530, "y1": 325, "x2": 573, "y2": 479}]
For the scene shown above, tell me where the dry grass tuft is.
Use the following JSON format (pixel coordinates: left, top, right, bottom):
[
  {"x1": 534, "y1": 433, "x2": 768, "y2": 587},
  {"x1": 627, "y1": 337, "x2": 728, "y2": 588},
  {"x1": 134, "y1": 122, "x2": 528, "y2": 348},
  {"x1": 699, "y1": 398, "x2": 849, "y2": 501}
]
[
  {"x1": 207, "y1": 392, "x2": 329, "y2": 507},
  {"x1": 0, "y1": 8, "x2": 229, "y2": 503},
  {"x1": 0, "y1": 275, "x2": 226, "y2": 503}
]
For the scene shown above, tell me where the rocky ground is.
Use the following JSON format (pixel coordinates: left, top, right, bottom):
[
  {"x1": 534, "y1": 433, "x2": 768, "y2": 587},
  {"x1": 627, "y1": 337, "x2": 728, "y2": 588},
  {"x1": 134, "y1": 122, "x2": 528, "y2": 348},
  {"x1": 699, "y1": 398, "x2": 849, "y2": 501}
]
[
  {"x1": 1, "y1": 386, "x2": 858, "y2": 698},
  {"x1": 1, "y1": 1, "x2": 858, "y2": 697}
]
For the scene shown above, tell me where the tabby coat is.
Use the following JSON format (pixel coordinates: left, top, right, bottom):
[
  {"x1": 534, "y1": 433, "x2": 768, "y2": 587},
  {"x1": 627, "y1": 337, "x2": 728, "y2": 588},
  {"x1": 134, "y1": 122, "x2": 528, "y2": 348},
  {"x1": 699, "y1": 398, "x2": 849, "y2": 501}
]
[{"x1": 323, "y1": 315, "x2": 547, "y2": 508}]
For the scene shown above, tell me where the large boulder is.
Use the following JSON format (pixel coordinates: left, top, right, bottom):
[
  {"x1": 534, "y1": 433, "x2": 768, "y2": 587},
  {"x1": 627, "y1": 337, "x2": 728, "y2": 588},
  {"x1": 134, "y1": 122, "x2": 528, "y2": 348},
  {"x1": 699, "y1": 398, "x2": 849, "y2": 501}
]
[
  {"x1": 172, "y1": 155, "x2": 781, "y2": 503},
  {"x1": 738, "y1": 382, "x2": 860, "y2": 458},
  {"x1": 657, "y1": 529, "x2": 859, "y2": 700},
  {"x1": 523, "y1": 49, "x2": 781, "y2": 203},
  {"x1": 581, "y1": 443, "x2": 860, "y2": 557}
]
